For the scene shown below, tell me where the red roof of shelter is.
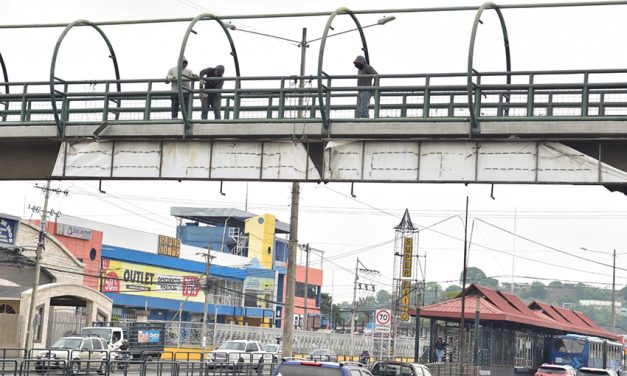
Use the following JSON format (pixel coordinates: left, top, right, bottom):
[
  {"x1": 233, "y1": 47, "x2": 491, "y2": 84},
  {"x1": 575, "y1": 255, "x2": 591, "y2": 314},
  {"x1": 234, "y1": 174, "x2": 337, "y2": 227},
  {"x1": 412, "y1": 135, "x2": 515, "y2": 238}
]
[{"x1": 416, "y1": 284, "x2": 618, "y2": 341}]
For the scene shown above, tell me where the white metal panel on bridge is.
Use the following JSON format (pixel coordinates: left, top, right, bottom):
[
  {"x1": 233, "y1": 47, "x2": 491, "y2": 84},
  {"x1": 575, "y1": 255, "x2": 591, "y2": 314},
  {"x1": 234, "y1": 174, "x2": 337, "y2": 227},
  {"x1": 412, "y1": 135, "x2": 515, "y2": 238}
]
[
  {"x1": 53, "y1": 140, "x2": 321, "y2": 180},
  {"x1": 52, "y1": 140, "x2": 627, "y2": 183}
]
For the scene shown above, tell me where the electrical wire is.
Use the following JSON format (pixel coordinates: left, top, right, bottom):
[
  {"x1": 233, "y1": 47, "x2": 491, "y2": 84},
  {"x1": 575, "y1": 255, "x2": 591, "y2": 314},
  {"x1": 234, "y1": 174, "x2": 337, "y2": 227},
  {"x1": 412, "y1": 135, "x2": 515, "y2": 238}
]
[{"x1": 474, "y1": 218, "x2": 627, "y2": 272}]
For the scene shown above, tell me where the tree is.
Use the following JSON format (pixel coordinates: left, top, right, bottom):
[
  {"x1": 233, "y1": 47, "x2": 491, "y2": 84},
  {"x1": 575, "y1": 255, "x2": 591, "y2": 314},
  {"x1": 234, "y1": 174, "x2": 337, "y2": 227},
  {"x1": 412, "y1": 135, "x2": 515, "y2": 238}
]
[
  {"x1": 320, "y1": 293, "x2": 333, "y2": 314},
  {"x1": 445, "y1": 285, "x2": 462, "y2": 299},
  {"x1": 376, "y1": 290, "x2": 392, "y2": 307},
  {"x1": 548, "y1": 281, "x2": 563, "y2": 288},
  {"x1": 460, "y1": 266, "x2": 499, "y2": 288},
  {"x1": 424, "y1": 282, "x2": 443, "y2": 305},
  {"x1": 528, "y1": 281, "x2": 547, "y2": 299}
]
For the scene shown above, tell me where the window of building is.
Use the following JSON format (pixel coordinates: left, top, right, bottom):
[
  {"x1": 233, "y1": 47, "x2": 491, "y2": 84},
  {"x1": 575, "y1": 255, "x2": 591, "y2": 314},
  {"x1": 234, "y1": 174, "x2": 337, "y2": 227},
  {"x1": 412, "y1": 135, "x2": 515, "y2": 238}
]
[
  {"x1": 0, "y1": 304, "x2": 16, "y2": 314},
  {"x1": 295, "y1": 282, "x2": 319, "y2": 301},
  {"x1": 34, "y1": 305, "x2": 44, "y2": 343}
]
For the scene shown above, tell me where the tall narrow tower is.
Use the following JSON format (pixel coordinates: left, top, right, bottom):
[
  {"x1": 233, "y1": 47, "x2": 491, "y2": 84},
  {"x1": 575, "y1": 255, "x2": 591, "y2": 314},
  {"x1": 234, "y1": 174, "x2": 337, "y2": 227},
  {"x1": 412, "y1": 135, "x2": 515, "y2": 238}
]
[{"x1": 391, "y1": 209, "x2": 419, "y2": 353}]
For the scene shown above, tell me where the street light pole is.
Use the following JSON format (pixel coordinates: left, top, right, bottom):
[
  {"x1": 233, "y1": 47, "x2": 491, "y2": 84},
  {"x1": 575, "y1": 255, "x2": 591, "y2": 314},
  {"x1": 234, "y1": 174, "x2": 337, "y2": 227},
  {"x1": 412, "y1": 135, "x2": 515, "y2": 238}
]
[{"x1": 200, "y1": 252, "x2": 216, "y2": 355}]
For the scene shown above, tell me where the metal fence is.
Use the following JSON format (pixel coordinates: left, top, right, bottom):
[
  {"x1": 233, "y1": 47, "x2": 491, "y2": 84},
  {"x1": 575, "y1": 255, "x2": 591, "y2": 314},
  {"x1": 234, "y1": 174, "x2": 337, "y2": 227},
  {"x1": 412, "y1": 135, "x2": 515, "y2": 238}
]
[
  {"x1": 159, "y1": 320, "x2": 416, "y2": 358},
  {"x1": 4, "y1": 69, "x2": 627, "y2": 133}
]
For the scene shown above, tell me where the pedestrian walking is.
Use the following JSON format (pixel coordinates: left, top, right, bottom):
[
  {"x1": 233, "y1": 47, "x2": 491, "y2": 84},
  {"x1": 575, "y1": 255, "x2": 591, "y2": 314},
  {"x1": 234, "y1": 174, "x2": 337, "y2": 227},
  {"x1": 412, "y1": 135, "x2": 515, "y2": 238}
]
[
  {"x1": 198, "y1": 65, "x2": 225, "y2": 120},
  {"x1": 353, "y1": 55, "x2": 378, "y2": 118},
  {"x1": 359, "y1": 350, "x2": 370, "y2": 365},
  {"x1": 165, "y1": 57, "x2": 195, "y2": 119},
  {"x1": 435, "y1": 337, "x2": 447, "y2": 364}
]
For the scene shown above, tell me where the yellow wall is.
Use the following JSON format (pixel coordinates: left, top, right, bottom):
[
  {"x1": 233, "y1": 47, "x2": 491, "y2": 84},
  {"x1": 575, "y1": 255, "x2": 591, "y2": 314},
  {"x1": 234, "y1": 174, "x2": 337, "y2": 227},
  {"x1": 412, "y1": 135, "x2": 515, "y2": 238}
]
[{"x1": 244, "y1": 214, "x2": 276, "y2": 269}]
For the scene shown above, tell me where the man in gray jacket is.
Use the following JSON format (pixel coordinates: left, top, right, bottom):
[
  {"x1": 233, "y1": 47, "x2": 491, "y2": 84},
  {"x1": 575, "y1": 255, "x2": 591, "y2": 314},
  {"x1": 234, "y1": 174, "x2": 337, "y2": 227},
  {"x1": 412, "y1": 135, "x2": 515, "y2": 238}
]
[
  {"x1": 165, "y1": 57, "x2": 195, "y2": 119},
  {"x1": 199, "y1": 65, "x2": 225, "y2": 120},
  {"x1": 353, "y1": 55, "x2": 378, "y2": 118}
]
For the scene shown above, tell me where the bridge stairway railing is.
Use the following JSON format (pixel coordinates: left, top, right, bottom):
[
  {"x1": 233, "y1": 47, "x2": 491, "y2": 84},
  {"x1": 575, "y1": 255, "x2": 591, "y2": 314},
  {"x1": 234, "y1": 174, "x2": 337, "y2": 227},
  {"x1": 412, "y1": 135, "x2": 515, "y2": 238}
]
[{"x1": 2, "y1": 69, "x2": 627, "y2": 131}]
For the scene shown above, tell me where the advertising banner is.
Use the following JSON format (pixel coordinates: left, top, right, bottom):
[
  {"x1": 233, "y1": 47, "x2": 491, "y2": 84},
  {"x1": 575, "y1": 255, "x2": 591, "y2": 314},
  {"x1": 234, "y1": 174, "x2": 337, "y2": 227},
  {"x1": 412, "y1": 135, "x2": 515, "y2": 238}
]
[{"x1": 102, "y1": 259, "x2": 203, "y2": 302}]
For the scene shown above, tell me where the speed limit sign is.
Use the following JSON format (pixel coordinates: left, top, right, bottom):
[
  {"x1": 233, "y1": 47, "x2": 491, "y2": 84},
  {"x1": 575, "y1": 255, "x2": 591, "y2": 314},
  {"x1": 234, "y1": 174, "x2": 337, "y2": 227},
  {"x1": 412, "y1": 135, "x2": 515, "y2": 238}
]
[{"x1": 375, "y1": 309, "x2": 391, "y2": 327}]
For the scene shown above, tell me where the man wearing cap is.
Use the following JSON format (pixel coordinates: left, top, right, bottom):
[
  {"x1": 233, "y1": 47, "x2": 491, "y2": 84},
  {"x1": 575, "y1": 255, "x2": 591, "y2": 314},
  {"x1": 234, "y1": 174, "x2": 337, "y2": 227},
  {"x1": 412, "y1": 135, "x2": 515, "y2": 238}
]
[
  {"x1": 353, "y1": 55, "x2": 378, "y2": 118},
  {"x1": 166, "y1": 57, "x2": 196, "y2": 119}
]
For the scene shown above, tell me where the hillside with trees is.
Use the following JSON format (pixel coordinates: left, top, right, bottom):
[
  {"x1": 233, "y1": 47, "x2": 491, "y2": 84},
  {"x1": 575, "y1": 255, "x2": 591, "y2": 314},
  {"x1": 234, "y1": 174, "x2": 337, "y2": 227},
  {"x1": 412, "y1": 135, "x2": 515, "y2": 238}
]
[{"x1": 322, "y1": 267, "x2": 627, "y2": 333}]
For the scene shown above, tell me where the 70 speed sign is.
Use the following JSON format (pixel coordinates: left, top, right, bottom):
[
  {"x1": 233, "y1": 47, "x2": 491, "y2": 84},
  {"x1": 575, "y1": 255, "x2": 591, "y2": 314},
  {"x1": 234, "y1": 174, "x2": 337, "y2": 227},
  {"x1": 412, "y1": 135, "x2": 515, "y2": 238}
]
[{"x1": 375, "y1": 309, "x2": 391, "y2": 327}]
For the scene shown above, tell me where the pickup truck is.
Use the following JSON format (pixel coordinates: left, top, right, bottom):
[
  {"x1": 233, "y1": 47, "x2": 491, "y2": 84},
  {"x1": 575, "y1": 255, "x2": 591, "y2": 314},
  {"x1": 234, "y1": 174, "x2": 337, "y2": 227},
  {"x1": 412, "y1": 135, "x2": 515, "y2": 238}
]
[{"x1": 207, "y1": 340, "x2": 273, "y2": 369}]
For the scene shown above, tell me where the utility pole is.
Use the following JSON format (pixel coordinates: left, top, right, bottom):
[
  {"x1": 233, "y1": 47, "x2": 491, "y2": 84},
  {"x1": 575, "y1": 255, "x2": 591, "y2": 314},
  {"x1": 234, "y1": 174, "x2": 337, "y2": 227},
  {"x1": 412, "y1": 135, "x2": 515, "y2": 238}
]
[
  {"x1": 25, "y1": 181, "x2": 67, "y2": 350},
  {"x1": 282, "y1": 27, "x2": 307, "y2": 359},
  {"x1": 303, "y1": 243, "x2": 310, "y2": 331},
  {"x1": 200, "y1": 252, "x2": 216, "y2": 355},
  {"x1": 459, "y1": 196, "x2": 470, "y2": 364},
  {"x1": 413, "y1": 289, "x2": 421, "y2": 362},
  {"x1": 350, "y1": 257, "x2": 359, "y2": 356},
  {"x1": 611, "y1": 249, "x2": 616, "y2": 333},
  {"x1": 283, "y1": 182, "x2": 300, "y2": 357}
]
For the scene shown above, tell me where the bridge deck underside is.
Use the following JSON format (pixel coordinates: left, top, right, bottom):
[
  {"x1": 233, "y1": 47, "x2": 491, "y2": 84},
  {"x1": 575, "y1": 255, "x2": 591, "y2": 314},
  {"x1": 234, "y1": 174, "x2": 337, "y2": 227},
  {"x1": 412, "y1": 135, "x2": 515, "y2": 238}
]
[{"x1": 45, "y1": 139, "x2": 627, "y2": 184}]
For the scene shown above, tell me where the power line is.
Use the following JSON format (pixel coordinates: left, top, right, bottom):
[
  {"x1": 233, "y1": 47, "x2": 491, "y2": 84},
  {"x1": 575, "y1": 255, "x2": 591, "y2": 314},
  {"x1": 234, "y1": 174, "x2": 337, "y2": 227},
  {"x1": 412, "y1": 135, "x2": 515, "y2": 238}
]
[{"x1": 475, "y1": 218, "x2": 627, "y2": 272}]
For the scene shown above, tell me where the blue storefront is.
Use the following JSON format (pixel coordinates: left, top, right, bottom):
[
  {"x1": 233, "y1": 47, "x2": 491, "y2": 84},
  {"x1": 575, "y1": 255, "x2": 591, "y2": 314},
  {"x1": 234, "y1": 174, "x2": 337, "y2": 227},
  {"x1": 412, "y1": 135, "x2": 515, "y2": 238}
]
[{"x1": 101, "y1": 245, "x2": 274, "y2": 325}]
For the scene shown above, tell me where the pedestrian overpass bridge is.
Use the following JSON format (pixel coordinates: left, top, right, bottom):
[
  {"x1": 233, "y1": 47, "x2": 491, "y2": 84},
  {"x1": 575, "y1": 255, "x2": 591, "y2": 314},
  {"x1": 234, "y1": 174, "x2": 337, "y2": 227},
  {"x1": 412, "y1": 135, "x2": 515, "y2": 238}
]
[{"x1": 3, "y1": 69, "x2": 627, "y2": 189}]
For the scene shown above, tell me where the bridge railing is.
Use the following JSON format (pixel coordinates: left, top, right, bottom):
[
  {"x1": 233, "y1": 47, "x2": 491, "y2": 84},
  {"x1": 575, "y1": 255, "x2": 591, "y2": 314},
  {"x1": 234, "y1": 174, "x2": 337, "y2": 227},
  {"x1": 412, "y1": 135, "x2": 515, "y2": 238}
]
[{"x1": 3, "y1": 69, "x2": 627, "y2": 131}]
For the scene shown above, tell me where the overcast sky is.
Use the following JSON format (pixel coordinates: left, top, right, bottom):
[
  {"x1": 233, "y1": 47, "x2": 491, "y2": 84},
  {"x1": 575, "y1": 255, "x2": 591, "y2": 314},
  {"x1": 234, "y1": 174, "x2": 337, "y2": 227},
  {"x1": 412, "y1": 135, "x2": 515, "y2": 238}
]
[{"x1": 2, "y1": 0, "x2": 627, "y2": 303}]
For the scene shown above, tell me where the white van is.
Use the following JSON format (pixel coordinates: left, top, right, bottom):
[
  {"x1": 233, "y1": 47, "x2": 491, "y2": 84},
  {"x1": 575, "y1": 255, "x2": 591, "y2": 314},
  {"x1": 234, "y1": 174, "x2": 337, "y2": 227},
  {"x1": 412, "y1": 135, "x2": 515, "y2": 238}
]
[{"x1": 81, "y1": 326, "x2": 125, "y2": 351}]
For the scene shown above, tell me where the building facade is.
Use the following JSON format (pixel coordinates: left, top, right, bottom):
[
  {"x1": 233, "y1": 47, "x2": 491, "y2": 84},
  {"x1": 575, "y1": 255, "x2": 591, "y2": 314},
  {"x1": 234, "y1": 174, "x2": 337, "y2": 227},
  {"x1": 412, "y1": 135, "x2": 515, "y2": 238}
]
[{"x1": 0, "y1": 214, "x2": 112, "y2": 348}]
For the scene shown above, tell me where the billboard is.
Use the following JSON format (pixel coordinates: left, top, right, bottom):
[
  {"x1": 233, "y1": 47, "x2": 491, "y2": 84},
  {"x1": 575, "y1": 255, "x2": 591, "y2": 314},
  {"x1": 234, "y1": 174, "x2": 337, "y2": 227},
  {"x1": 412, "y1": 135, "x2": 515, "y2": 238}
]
[
  {"x1": 400, "y1": 237, "x2": 413, "y2": 322},
  {"x1": 0, "y1": 214, "x2": 20, "y2": 246},
  {"x1": 102, "y1": 259, "x2": 202, "y2": 302}
]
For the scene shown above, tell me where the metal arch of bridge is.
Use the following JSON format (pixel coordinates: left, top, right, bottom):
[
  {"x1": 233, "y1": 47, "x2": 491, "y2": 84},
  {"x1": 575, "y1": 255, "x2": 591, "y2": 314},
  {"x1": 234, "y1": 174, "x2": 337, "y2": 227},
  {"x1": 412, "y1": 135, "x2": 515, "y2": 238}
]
[
  {"x1": 467, "y1": 2, "x2": 512, "y2": 136},
  {"x1": 177, "y1": 13, "x2": 241, "y2": 137},
  {"x1": 50, "y1": 19, "x2": 122, "y2": 137},
  {"x1": 0, "y1": 51, "x2": 8, "y2": 122},
  {"x1": 0, "y1": 51, "x2": 8, "y2": 93},
  {"x1": 317, "y1": 7, "x2": 370, "y2": 132}
]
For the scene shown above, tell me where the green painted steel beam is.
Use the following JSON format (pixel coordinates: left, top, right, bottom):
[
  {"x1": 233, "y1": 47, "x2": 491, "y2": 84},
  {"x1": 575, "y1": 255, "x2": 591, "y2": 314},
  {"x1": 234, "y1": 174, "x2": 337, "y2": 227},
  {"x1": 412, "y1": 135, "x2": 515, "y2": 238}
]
[{"x1": 3, "y1": 1, "x2": 627, "y2": 28}]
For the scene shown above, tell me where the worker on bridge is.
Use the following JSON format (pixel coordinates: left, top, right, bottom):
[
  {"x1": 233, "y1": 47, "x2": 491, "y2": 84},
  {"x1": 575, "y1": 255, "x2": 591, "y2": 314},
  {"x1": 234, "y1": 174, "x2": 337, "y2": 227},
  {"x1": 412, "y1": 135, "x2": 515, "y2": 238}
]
[
  {"x1": 199, "y1": 65, "x2": 225, "y2": 120},
  {"x1": 353, "y1": 55, "x2": 378, "y2": 118},
  {"x1": 166, "y1": 57, "x2": 197, "y2": 119}
]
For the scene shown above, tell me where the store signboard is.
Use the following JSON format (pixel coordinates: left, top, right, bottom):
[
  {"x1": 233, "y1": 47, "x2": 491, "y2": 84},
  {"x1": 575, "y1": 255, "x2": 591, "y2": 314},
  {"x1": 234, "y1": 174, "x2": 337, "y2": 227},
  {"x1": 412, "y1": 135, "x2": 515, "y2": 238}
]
[
  {"x1": 400, "y1": 237, "x2": 413, "y2": 322},
  {"x1": 55, "y1": 223, "x2": 92, "y2": 240},
  {"x1": 0, "y1": 214, "x2": 19, "y2": 246},
  {"x1": 157, "y1": 235, "x2": 180, "y2": 258}
]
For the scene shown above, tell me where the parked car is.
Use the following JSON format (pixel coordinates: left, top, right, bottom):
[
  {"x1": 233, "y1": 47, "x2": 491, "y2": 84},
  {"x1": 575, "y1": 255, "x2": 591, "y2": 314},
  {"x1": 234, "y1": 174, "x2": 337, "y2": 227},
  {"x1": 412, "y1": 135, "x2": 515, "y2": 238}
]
[
  {"x1": 535, "y1": 364, "x2": 578, "y2": 376},
  {"x1": 309, "y1": 349, "x2": 338, "y2": 362},
  {"x1": 371, "y1": 361, "x2": 432, "y2": 376},
  {"x1": 207, "y1": 340, "x2": 272, "y2": 369},
  {"x1": 272, "y1": 359, "x2": 373, "y2": 376},
  {"x1": 577, "y1": 367, "x2": 618, "y2": 376},
  {"x1": 263, "y1": 343, "x2": 283, "y2": 362},
  {"x1": 35, "y1": 336, "x2": 108, "y2": 375}
]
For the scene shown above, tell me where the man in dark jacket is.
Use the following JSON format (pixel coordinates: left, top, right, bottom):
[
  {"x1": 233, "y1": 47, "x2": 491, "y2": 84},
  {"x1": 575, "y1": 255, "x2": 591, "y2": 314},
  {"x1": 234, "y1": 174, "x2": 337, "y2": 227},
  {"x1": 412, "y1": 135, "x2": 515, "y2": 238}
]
[
  {"x1": 353, "y1": 55, "x2": 378, "y2": 118},
  {"x1": 199, "y1": 65, "x2": 225, "y2": 120}
]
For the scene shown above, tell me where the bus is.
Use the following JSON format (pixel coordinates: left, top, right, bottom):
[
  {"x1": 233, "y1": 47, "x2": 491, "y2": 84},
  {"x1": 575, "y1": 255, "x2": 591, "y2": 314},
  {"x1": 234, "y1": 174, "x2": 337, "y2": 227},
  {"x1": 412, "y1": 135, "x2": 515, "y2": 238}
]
[{"x1": 548, "y1": 334, "x2": 623, "y2": 373}]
